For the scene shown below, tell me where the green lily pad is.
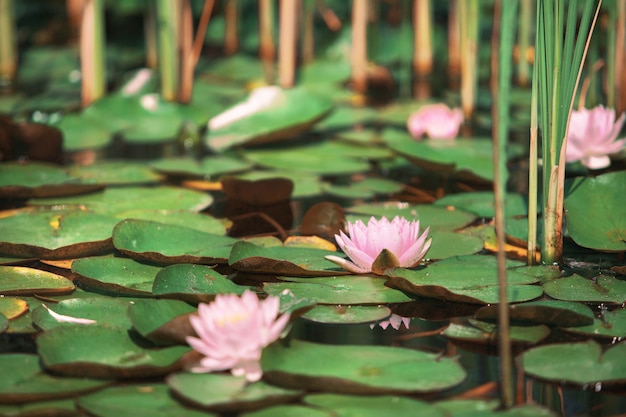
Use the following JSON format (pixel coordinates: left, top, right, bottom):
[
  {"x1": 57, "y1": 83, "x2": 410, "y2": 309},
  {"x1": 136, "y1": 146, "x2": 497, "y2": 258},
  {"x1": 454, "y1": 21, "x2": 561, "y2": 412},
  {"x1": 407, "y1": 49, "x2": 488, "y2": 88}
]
[
  {"x1": 564, "y1": 308, "x2": 626, "y2": 339},
  {"x1": 0, "y1": 354, "x2": 109, "y2": 404},
  {"x1": 564, "y1": 171, "x2": 626, "y2": 251},
  {"x1": 67, "y1": 160, "x2": 163, "y2": 185},
  {"x1": 72, "y1": 256, "x2": 162, "y2": 296},
  {"x1": 434, "y1": 191, "x2": 528, "y2": 217},
  {"x1": 475, "y1": 299, "x2": 595, "y2": 327},
  {"x1": 243, "y1": 141, "x2": 371, "y2": 175},
  {"x1": 167, "y1": 373, "x2": 302, "y2": 413},
  {"x1": 233, "y1": 169, "x2": 322, "y2": 198},
  {"x1": 77, "y1": 384, "x2": 214, "y2": 417},
  {"x1": 113, "y1": 219, "x2": 238, "y2": 265},
  {"x1": 0, "y1": 314, "x2": 7, "y2": 333},
  {"x1": 385, "y1": 255, "x2": 543, "y2": 304},
  {"x1": 322, "y1": 177, "x2": 403, "y2": 200},
  {"x1": 0, "y1": 296, "x2": 29, "y2": 319},
  {"x1": 0, "y1": 266, "x2": 74, "y2": 296},
  {"x1": 262, "y1": 339, "x2": 466, "y2": 394},
  {"x1": 205, "y1": 87, "x2": 333, "y2": 152},
  {"x1": 301, "y1": 305, "x2": 392, "y2": 324},
  {"x1": 442, "y1": 319, "x2": 550, "y2": 345},
  {"x1": 31, "y1": 296, "x2": 137, "y2": 331},
  {"x1": 264, "y1": 276, "x2": 413, "y2": 305},
  {"x1": 150, "y1": 156, "x2": 253, "y2": 179},
  {"x1": 346, "y1": 202, "x2": 477, "y2": 231},
  {"x1": 304, "y1": 393, "x2": 446, "y2": 417},
  {"x1": 543, "y1": 274, "x2": 626, "y2": 303},
  {"x1": 55, "y1": 112, "x2": 113, "y2": 151},
  {"x1": 28, "y1": 186, "x2": 213, "y2": 216},
  {"x1": 152, "y1": 263, "x2": 250, "y2": 302},
  {"x1": 0, "y1": 398, "x2": 78, "y2": 416},
  {"x1": 0, "y1": 209, "x2": 118, "y2": 259},
  {"x1": 435, "y1": 400, "x2": 558, "y2": 417},
  {"x1": 427, "y1": 230, "x2": 484, "y2": 260},
  {"x1": 128, "y1": 298, "x2": 197, "y2": 345},
  {"x1": 229, "y1": 241, "x2": 346, "y2": 277},
  {"x1": 520, "y1": 340, "x2": 626, "y2": 386},
  {"x1": 113, "y1": 210, "x2": 229, "y2": 235},
  {"x1": 37, "y1": 325, "x2": 190, "y2": 379},
  {"x1": 239, "y1": 404, "x2": 331, "y2": 417}
]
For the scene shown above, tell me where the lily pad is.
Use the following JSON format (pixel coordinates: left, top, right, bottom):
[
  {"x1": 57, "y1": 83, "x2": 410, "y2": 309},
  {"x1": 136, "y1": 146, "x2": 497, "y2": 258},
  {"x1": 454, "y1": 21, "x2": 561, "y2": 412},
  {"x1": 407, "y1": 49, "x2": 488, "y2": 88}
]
[
  {"x1": 543, "y1": 274, "x2": 626, "y2": 303},
  {"x1": 113, "y1": 219, "x2": 238, "y2": 264},
  {"x1": 564, "y1": 308, "x2": 626, "y2": 339},
  {"x1": 262, "y1": 339, "x2": 466, "y2": 394},
  {"x1": 475, "y1": 300, "x2": 595, "y2": 327},
  {"x1": 150, "y1": 156, "x2": 253, "y2": 179},
  {"x1": 435, "y1": 400, "x2": 558, "y2": 417},
  {"x1": 264, "y1": 276, "x2": 413, "y2": 305},
  {"x1": 113, "y1": 210, "x2": 229, "y2": 235},
  {"x1": 427, "y1": 230, "x2": 484, "y2": 259},
  {"x1": 0, "y1": 354, "x2": 109, "y2": 404},
  {"x1": 229, "y1": 241, "x2": 346, "y2": 277},
  {"x1": 239, "y1": 404, "x2": 331, "y2": 417},
  {"x1": 167, "y1": 373, "x2": 302, "y2": 412},
  {"x1": 301, "y1": 305, "x2": 392, "y2": 324},
  {"x1": 564, "y1": 171, "x2": 626, "y2": 251},
  {"x1": 0, "y1": 209, "x2": 118, "y2": 259},
  {"x1": 304, "y1": 393, "x2": 446, "y2": 417},
  {"x1": 28, "y1": 186, "x2": 213, "y2": 216},
  {"x1": 55, "y1": 112, "x2": 113, "y2": 151},
  {"x1": 67, "y1": 160, "x2": 163, "y2": 185},
  {"x1": 520, "y1": 340, "x2": 626, "y2": 386},
  {"x1": 442, "y1": 319, "x2": 550, "y2": 345},
  {"x1": 322, "y1": 177, "x2": 403, "y2": 200},
  {"x1": 37, "y1": 325, "x2": 190, "y2": 379},
  {"x1": 152, "y1": 263, "x2": 250, "y2": 302},
  {"x1": 0, "y1": 266, "x2": 74, "y2": 296},
  {"x1": 0, "y1": 398, "x2": 78, "y2": 416},
  {"x1": 434, "y1": 191, "x2": 528, "y2": 218},
  {"x1": 0, "y1": 296, "x2": 29, "y2": 319},
  {"x1": 205, "y1": 87, "x2": 333, "y2": 152},
  {"x1": 77, "y1": 383, "x2": 214, "y2": 417},
  {"x1": 128, "y1": 298, "x2": 197, "y2": 345},
  {"x1": 234, "y1": 169, "x2": 322, "y2": 198},
  {"x1": 385, "y1": 255, "x2": 543, "y2": 304},
  {"x1": 72, "y1": 256, "x2": 162, "y2": 296}
]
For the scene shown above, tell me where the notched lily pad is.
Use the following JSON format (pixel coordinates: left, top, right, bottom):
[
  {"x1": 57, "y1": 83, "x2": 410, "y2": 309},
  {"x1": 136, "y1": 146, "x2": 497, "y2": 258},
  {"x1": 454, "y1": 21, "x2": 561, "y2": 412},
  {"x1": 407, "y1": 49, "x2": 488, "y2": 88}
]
[
  {"x1": 68, "y1": 160, "x2": 163, "y2": 185},
  {"x1": 543, "y1": 274, "x2": 626, "y2": 304},
  {"x1": 37, "y1": 325, "x2": 190, "y2": 379},
  {"x1": 0, "y1": 209, "x2": 118, "y2": 259},
  {"x1": 475, "y1": 300, "x2": 595, "y2": 327},
  {"x1": 262, "y1": 339, "x2": 466, "y2": 394},
  {"x1": 128, "y1": 299, "x2": 197, "y2": 345},
  {"x1": 301, "y1": 305, "x2": 392, "y2": 325},
  {"x1": 0, "y1": 296, "x2": 29, "y2": 319},
  {"x1": 442, "y1": 318, "x2": 550, "y2": 346},
  {"x1": 113, "y1": 219, "x2": 238, "y2": 265},
  {"x1": 167, "y1": 373, "x2": 302, "y2": 413},
  {"x1": 563, "y1": 308, "x2": 626, "y2": 340},
  {"x1": 229, "y1": 241, "x2": 347, "y2": 277},
  {"x1": 304, "y1": 393, "x2": 446, "y2": 417},
  {"x1": 0, "y1": 266, "x2": 74, "y2": 296},
  {"x1": 150, "y1": 156, "x2": 253, "y2": 179},
  {"x1": 72, "y1": 256, "x2": 162, "y2": 296},
  {"x1": 114, "y1": 210, "x2": 229, "y2": 235}
]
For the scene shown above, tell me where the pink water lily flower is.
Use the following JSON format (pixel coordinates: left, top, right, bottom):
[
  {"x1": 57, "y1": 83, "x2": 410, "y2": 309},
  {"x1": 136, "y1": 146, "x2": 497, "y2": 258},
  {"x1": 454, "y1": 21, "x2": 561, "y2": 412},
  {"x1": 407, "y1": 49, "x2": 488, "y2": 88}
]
[
  {"x1": 325, "y1": 216, "x2": 431, "y2": 275},
  {"x1": 186, "y1": 290, "x2": 290, "y2": 382},
  {"x1": 566, "y1": 105, "x2": 626, "y2": 169},
  {"x1": 407, "y1": 103, "x2": 464, "y2": 139}
]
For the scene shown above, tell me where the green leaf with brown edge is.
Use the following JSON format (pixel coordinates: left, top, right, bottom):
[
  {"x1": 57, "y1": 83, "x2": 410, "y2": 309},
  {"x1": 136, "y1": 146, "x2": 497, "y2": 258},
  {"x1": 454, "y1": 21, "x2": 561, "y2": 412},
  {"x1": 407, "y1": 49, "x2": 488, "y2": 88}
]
[
  {"x1": 304, "y1": 393, "x2": 446, "y2": 417},
  {"x1": 37, "y1": 325, "x2": 190, "y2": 379},
  {"x1": 261, "y1": 339, "x2": 466, "y2": 395},
  {"x1": 475, "y1": 300, "x2": 595, "y2": 327},
  {"x1": 78, "y1": 383, "x2": 215, "y2": 417},
  {"x1": 239, "y1": 404, "x2": 331, "y2": 417},
  {"x1": 264, "y1": 276, "x2": 413, "y2": 305},
  {"x1": 167, "y1": 373, "x2": 302, "y2": 413},
  {"x1": 564, "y1": 308, "x2": 626, "y2": 340},
  {"x1": 31, "y1": 296, "x2": 138, "y2": 331},
  {"x1": 564, "y1": 170, "x2": 626, "y2": 251},
  {"x1": 0, "y1": 209, "x2": 118, "y2": 259},
  {"x1": 128, "y1": 299, "x2": 197, "y2": 345},
  {"x1": 152, "y1": 263, "x2": 251, "y2": 303},
  {"x1": 0, "y1": 266, "x2": 74, "y2": 296},
  {"x1": 113, "y1": 219, "x2": 238, "y2": 265},
  {"x1": 301, "y1": 305, "x2": 392, "y2": 325},
  {"x1": 68, "y1": 160, "x2": 163, "y2": 185},
  {"x1": 0, "y1": 354, "x2": 109, "y2": 404},
  {"x1": 72, "y1": 256, "x2": 162, "y2": 296},
  {"x1": 229, "y1": 241, "x2": 346, "y2": 277},
  {"x1": 520, "y1": 340, "x2": 626, "y2": 386},
  {"x1": 0, "y1": 296, "x2": 28, "y2": 319},
  {"x1": 113, "y1": 210, "x2": 230, "y2": 235},
  {"x1": 150, "y1": 155, "x2": 253, "y2": 179},
  {"x1": 385, "y1": 255, "x2": 543, "y2": 305},
  {"x1": 442, "y1": 318, "x2": 550, "y2": 346},
  {"x1": 543, "y1": 274, "x2": 626, "y2": 303},
  {"x1": 435, "y1": 400, "x2": 558, "y2": 417},
  {"x1": 28, "y1": 185, "x2": 213, "y2": 216},
  {"x1": 0, "y1": 397, "x2": 78, "y2": 416}
]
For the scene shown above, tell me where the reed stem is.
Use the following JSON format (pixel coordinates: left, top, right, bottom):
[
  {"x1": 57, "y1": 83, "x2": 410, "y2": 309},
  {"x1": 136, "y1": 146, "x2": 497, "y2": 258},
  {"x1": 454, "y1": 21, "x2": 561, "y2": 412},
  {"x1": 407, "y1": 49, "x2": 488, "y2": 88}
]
[
  {"x1": 351, "y1": 0, "x2": 368, "y2": 94},
  {"x1": 0, "y1": 0, "x2": 17, "y2": 89},
  {"x1": 156, "y1": 0, "x2": 179, "y2": 102},
  {"x1": 224, "y1": 0, "x2": 239, "y2": 55},
  {"x1": 80, "y1": 0, "x2": 106, "y2": 107},
  {"x1": 413, "y1": 0, "x2": 433, "y2": 76},
  {"x1": 459, "y1": 0, "x2": 480, "y2": 120},
  {"x1": 279, "y1": 0, "x2": 298, "y2": 88}
]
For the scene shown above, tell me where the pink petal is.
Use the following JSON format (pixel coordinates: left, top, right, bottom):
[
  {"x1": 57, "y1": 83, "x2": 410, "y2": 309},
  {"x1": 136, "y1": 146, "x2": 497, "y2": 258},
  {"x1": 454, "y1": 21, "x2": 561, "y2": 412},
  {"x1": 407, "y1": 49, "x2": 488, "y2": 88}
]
[{"x1": 324, "y1": 255, "x2": 370, "y2": 274}]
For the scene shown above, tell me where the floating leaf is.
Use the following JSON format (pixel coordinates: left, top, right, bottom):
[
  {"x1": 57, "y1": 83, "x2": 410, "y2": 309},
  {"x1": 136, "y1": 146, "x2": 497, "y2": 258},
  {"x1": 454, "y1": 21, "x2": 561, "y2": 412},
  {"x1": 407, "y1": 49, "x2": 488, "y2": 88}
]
[
  {"x1": 521, "y1": 340, "x2": 626, "y2": 386},
  {"x1": 77, "y1": 383, "x2": 214, "y2": 417},
  {"x1": 475, "y1": 300, "x2": 595, "y2": 327},
  {"x1": 564, "y1": 308, "x2": 626, "y2": 340},
  {"x1": 167, "y1": 373, "x2": 302, "y2": 413},
  {"x1": 434, "y1": 191, "x2": 528, "y2": 217},
  {"x1": 68, "y1": 160, "x2": 162, "y2": 185},
  {"x1": 442, "y1": 319, "x2": 550, "y2": 346},
  {"x1": 0, "y1": 209, "x2": 118, "y2": 259},
  {"x1": 262, "y1": 339, "x2": 466, "y2": 394},
  {"x1": 37, "y1": 325, "x2": 190, "y2": 379},
  {"x1": 386, "y1": 255, "x2": 542, "y2": 304},
  {"x1": 0, "y1": 398, "x2": 78, "y2": 416},
  {"x1": 239, "y1": 404, "x2": 330, "y2": 417},
  {"x1": 113, "y1": 219, "x2": 238, "y2": 264},
  {"x1": 427, "y1": 230, "x2": 484, "y2": 259},
  {"x1": 150, "y1": 156, "x2": 253, "y2": 179},
  {"x1": 264, "y1": 276, "x2": 413, "y2": 305},
  {"x1": 0, "y1": 266, "x2": 74, "y2": 296},
  {"x1": 564, "y1": 171, "x2": 626, "y2": 251},
  {"x1": 113, "y1": 210, "x2": 229, "y2": 235},
  {"x1": 301, "y1": 305, "x2": 392, "y2": 324},
  {"x1": 543, "y1": 274, "x2": 626, "y2": 303},
  {"x1": 0, "y1": 296, "x2": 28, "y2": 319},
  {"x1": 304, "y1": 393, "x2": 446, "y2": 417},
  {"x1": 128, "y1": 299, "x2": 197, "y2": 345},
  {"x1": 72, "y1": 256, "x2": 162, "y2": 296}
]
